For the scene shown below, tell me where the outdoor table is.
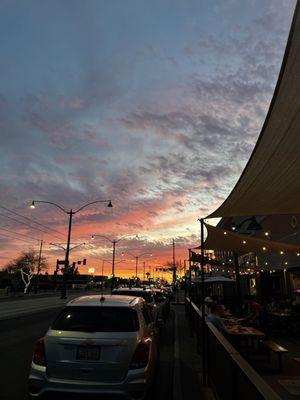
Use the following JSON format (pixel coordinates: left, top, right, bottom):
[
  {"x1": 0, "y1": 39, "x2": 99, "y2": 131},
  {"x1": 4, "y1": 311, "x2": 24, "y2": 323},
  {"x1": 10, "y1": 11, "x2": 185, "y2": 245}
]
[
  {"x1": 225, "y1": 326, "x2": 265, "y2": 358},
  {"x1": 223, "y1": 317, "x2": 239, "y2": 326},
  {"x1": 269, "y1": 312, "x2": 292, "y2": 317}
]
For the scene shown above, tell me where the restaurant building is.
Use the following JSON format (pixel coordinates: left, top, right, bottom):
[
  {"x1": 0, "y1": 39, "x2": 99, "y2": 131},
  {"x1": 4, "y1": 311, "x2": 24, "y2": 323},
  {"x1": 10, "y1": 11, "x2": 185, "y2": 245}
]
[{"x1": 216, "y1": 215, "x2": 300, "y2": 301}]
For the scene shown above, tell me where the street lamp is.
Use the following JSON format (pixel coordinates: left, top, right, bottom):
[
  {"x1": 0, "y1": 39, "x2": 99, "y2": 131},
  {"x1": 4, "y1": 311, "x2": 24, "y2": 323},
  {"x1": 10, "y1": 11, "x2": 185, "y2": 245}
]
[
  {"x1": 30, "y1": 199, "x2": 112, "y2": 299},
  {"x1": 91, "y1": 234, "x2": 137, "y2": 283},
  {"x1": 126, "y1": 252, "x2": 153, "y2": 280},
  {"x1": 102, "y1": 259, "x2": 125, "y2": 290}
]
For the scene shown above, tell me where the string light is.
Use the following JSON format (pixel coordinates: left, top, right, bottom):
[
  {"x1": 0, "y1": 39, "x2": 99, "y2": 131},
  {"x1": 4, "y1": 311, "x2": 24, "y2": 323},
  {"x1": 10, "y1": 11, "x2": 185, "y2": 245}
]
[
  {"x1": 242, "y1": 240, "x2": 247, "y2": 244},
  {"x1": 262, "y1": 247, "x2": 267, "y2": 251}
]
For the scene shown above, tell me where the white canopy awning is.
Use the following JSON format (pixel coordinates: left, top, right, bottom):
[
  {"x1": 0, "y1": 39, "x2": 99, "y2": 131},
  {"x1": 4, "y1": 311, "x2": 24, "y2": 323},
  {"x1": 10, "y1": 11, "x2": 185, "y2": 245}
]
[{"x1": 209, "y1": 2, "x2": 300, "y2": 218}]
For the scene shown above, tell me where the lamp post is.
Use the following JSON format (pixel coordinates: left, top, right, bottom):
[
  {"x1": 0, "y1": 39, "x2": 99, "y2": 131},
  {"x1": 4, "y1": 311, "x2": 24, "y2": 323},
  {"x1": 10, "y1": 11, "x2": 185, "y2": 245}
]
[
  {"x1": 91, "y1": 234, "x2": 137, "y2": 289},
  {"x1": 172, "y1": 239, "x2": 176, "y2": 289},
  {"x1": 126, "y1": 252, "x2": 153, "y2": 280},
  {"x1": 101, "y1": 259, "x2": 125, "y2": 291},
  {"x1": 30, "y1": 199, "x2": 112, "y2": 299}
]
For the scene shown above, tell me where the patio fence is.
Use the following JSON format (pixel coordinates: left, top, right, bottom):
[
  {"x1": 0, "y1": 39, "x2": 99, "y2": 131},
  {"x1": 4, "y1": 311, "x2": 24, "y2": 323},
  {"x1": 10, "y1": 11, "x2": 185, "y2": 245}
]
[{"x1": 186, "y1": 297, "x2": 281, "y2": 400}]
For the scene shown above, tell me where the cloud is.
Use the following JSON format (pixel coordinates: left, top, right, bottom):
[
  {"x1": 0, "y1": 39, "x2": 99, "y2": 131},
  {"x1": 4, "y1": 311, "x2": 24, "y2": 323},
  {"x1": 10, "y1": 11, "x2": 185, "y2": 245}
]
[{"x1": 0, "y1": 0, "x2": 295, "y2": 274}]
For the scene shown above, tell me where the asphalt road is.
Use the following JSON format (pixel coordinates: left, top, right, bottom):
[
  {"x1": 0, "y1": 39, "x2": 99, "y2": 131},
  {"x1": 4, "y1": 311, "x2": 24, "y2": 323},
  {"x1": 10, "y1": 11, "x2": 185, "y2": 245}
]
[{"x1": 0, "y1": 306, "x2": 174, "y2": 400}]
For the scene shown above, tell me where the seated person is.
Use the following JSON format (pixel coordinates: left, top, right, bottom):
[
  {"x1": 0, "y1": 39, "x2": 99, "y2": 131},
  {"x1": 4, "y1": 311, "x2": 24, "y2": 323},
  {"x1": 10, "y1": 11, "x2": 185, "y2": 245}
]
[
  {"x1": 239, "y1": 295, "x2": 263, "y2": 327},
  {"x1": 217, "y1": 303, "x2": 232, "y2": 318},
  {"x1": 204, "y1": 296, "x2": 214, "y2": 315},
  {"x1": 206, "y1": 304, "x2": 225, "y2": 333}
]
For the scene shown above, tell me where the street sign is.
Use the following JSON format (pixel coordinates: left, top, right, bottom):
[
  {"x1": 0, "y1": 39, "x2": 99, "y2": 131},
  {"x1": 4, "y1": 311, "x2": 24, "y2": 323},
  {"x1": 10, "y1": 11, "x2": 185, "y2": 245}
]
[{"x1": 57, "y1": 260, "x2": 66, "y2": 265}]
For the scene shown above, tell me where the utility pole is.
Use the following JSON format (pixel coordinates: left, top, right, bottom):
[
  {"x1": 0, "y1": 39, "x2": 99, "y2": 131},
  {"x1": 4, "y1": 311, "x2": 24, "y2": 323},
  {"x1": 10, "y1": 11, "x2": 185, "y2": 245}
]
[
  {"x1": 135, "y1": 256, "x2": 139, "y2": 281},
  {"x1": 199, "y1": 218, "x2": 207, "y2": 386},
  {"x1": 61, "y1": 210, "x2": 73, "y2": 299},
  {"x1": 172, "y1": 239, "x2": 176, "y2": 288},
  {"x1": 101, "y1": 260, "x2": 104, "y2": 289},
  {"x1": 143, "y1": 261, "x2": 146, "y2": 281},
  {"x1": 111, "y1": 240, "x2": 116, "y2": 292},
  {"x1": 34, "y1": 240, "x2": 43, "y2": 294}
]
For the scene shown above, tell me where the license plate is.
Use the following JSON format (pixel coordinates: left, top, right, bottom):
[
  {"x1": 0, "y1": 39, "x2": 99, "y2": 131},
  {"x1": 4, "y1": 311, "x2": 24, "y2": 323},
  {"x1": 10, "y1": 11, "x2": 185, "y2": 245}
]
[{"x1": 76, "y1": 345, "x2": 100, "y2": 360}]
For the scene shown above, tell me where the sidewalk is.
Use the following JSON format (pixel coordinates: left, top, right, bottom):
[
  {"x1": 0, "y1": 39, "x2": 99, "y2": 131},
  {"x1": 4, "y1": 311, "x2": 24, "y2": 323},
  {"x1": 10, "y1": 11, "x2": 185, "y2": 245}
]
[{"x1": 172, "y1": 292, "x2": 215, "y2": 400}]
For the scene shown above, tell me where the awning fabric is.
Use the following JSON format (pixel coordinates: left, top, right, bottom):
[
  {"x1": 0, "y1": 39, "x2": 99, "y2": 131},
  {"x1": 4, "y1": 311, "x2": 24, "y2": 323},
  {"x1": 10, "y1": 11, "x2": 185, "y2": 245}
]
[
  {"x1": 204, "y1": 223, "x2": 300, "y2": 255},
  {"x1": 208, "y1": 2, "x2": 300, "y2": 218}
]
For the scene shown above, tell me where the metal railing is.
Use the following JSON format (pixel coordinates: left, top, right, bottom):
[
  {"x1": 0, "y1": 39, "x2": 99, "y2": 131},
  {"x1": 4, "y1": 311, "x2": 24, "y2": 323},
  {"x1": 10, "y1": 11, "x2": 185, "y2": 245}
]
[{"x1": 186, "y1": 297, "x2": 281, "y2": 400}]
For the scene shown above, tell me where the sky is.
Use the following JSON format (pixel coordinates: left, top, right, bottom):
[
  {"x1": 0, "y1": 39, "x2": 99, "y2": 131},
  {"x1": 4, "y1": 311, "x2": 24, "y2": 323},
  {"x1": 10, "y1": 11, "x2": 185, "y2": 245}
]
[{"x1": 0, "y1": 0, "x2": 297, "y2": 278}]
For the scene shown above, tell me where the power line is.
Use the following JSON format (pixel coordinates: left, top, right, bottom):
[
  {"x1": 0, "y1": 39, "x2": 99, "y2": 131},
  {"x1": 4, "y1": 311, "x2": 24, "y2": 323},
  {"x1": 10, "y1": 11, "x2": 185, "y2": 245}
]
[
  {"x1": 0, "y1": 226, "x2": 40, "y2": 242},
  {"x1": 0, "y1": 212, "x2": 63, "y2": 241},
  {"x1": 0, "y1": 231, "x2": 37, "y2": 245},
  {"x1": 0, "y1": 205, "x2": 65, "y2": 239}
]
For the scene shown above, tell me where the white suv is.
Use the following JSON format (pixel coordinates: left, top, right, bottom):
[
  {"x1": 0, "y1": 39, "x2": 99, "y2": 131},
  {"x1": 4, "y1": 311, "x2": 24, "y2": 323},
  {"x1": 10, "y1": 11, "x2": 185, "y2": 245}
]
[{"x1": 28, "y1": 295, "x2": 158, "y2": 400}]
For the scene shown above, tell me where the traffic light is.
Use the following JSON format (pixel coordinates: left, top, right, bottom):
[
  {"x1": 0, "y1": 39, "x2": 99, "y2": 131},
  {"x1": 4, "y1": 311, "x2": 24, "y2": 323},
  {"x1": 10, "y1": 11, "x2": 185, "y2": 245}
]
[{"x1": 83, "y1": 258, "x2": 87, "y2": 265}]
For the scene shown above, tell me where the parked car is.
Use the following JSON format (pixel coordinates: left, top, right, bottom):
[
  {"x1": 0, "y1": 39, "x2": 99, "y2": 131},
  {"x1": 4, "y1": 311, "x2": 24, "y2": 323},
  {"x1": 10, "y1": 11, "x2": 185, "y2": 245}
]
[
  {"x1": 28, "y1": 295, "x2": 158, "y2": 400},
  {"x1": 162, "y1": 285, "x2": 174, "y2": 300},
  {"x1": 151, "y1": 288, "x2": 170, "y2": 320},
  {"x1": 112, "y1": 287, "x2": 163, "y2": 326}
]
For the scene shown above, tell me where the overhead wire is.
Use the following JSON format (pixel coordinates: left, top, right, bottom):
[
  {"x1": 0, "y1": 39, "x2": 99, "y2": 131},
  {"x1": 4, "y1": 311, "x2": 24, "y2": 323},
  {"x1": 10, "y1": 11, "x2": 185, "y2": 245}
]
[
  {"x1": 0, "y1": 212, "x2": 63, "y2": 241},
  {"x1": 0, "y1": 231, "x2": 37, "y2": 245},
  {"x1": 0, "y1": 226, "x2": 40, "y2": 242},
  {"x1": 0, "y1": 205, "x2": 65, "y2": 239}
]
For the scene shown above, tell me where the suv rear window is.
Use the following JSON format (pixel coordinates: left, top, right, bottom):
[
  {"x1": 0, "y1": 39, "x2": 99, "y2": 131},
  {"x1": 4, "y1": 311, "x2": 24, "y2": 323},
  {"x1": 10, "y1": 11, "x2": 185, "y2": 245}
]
[
  {"x1": 52, "y1": 306, "x2": 139, "y2": 332},
  {"x1": 113, "y1": 290, "x2": 154, "y2": 303}
]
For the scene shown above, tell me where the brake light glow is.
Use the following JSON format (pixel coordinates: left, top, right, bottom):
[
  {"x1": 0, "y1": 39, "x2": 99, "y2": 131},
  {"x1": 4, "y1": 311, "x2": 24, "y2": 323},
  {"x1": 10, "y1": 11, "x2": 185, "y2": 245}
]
[
  {"x1": 33, "y1": 337, "x2": 46, "y2": 366},
  {"x1": 129, "y1": 339, "x2": 151, "y2": 369}
]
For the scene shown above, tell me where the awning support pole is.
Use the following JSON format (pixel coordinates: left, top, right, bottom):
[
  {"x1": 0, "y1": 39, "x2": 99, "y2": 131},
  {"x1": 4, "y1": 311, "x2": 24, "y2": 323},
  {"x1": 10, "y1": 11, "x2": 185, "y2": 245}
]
[
  {"x1": 200, "y1": 218, "x2": 207, "y2": 385},
  {"x1": 234, "y1": 252, "x2": 242, "y2": 315}
]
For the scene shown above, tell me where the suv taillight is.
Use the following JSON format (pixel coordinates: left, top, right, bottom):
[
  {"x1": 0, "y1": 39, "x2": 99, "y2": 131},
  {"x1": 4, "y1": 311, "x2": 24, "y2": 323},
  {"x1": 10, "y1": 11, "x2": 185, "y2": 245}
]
[
  {"x1": 129, "y1": 339, "x2": 151, "y2": 369},
  {"x1": 33, "y1": 337, "x2": 46, "y2": 366}
]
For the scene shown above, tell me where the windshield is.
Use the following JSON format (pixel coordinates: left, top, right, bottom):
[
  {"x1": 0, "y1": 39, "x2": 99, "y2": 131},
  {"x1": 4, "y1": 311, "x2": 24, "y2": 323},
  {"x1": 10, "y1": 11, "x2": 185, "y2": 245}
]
[{"x1": 52, "y1": 306, "x2": 139, "y2": 332}]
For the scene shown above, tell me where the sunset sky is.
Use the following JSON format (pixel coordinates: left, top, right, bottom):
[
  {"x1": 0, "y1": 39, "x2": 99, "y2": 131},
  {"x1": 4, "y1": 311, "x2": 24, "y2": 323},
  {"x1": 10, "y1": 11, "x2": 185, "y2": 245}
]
[{"x1": 0, "y1": 0, "x2": 296, "y2": 277}]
